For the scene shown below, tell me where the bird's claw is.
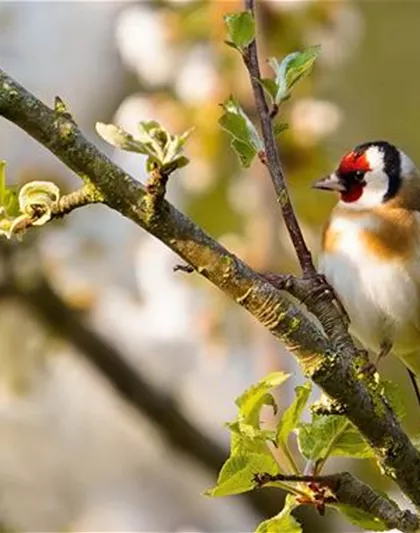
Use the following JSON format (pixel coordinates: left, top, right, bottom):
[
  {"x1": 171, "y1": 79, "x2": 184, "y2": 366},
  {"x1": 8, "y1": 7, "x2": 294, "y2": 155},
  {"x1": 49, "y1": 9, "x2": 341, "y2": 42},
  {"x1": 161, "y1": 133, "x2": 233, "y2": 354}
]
[{"x1": 303, "y1": 273, "x2": 350, "y2": 324}]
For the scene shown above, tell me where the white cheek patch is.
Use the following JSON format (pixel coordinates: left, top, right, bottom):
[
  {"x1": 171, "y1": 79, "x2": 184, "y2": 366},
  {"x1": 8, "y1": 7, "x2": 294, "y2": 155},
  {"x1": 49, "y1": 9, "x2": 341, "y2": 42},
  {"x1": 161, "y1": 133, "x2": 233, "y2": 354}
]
[{"x1": 360, "y1": 169, "x2": 389, "y2": 206}]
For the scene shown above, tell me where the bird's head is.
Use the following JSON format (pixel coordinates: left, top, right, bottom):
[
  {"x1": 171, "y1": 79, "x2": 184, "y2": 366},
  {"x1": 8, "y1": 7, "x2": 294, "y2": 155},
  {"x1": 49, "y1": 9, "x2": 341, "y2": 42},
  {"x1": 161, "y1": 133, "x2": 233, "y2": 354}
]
[{"x1": 313, "y1": 141, "x2": 418, "y2": 208}]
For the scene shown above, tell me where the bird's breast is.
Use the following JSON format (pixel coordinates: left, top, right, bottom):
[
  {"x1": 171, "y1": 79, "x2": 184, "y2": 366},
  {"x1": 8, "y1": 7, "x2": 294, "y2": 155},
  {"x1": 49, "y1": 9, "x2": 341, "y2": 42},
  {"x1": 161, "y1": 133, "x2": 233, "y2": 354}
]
[{"x1": 319, "y1": 212, "x2": 420, "y2": 353}]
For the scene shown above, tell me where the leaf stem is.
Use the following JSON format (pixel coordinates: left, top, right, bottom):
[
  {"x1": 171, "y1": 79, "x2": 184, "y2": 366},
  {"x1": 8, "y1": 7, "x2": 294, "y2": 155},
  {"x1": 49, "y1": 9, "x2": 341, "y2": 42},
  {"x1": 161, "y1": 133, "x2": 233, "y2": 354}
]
[
  {"x1": 280, "y1": 442, "x2": 300, "y2": 475},
  {"x1": 315, "y1": 420, "x2": 351, "y2": 475}
]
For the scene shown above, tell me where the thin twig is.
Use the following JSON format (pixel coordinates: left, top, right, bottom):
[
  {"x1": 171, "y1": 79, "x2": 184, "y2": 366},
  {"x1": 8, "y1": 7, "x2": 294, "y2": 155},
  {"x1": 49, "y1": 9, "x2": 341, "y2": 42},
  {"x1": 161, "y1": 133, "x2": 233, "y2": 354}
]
[
  {"x1": 254, "y1": 471, "x2": 419, "y2": 533},
  {"x1": 244, "y1": 0, "x2": 315, "y2": 277},
  {"x1": 11, "y1": 185, "x2": 101, "y2": 234}
]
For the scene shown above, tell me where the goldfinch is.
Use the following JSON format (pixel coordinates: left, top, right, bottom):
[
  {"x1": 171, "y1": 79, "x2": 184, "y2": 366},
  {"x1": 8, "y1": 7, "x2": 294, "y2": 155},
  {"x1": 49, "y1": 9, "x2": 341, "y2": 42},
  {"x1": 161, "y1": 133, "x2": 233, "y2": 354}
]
[{"x1": 314, "y1": 141, "x2": 420, "y2": 394}]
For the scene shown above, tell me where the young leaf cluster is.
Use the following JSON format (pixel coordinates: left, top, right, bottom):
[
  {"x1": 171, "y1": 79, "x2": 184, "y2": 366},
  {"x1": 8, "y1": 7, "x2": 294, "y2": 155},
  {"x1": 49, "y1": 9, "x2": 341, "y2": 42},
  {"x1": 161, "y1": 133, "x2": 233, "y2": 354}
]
[
  {"x1": 206, "y1": 370, "x2": 404, "y2": 533},
  {"x1": 96, "y1": 121, "x2": 193, "y2": 175},
  {"x1": 220, "y1": 13, "x2": 319, "y2": 168},
  {"x1": 0, "y1": 161, "x2": 60, "y2": 239},
  {"x1": 266, "y1": 46, "x2": 320, "y2": 105},
  {"x1": 224, "y1": 11, "x2": 255, "y2": 51}
]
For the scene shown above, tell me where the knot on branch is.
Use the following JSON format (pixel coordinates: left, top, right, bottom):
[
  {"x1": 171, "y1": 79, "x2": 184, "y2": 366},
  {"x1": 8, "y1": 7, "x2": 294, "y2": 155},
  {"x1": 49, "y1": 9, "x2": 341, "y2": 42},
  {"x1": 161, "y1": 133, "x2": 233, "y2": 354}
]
[
  {"x1": 54, "y1": 95, "x2": 75, "y2": 123},
  {"x1": 145, "y1": 165, "x2": 169, "y2": 217}
]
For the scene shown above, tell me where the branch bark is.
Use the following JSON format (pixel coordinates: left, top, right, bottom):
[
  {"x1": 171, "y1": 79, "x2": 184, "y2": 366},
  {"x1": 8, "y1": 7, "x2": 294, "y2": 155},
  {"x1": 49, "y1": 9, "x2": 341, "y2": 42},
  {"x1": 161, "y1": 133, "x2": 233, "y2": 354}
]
[
  {"x1": 0, "y1": 67, "x2": 420, "y2": 526},
  {"x1": 254, "y1": 471, "x2": 419, "y2": 533}
]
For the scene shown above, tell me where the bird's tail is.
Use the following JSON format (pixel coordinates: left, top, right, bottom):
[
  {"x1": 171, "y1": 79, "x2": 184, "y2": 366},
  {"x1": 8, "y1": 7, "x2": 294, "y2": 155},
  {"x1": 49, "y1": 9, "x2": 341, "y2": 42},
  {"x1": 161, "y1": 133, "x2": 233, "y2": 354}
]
[{"x1": 407, "y1": 369, "x2": 420, "y2": 410}]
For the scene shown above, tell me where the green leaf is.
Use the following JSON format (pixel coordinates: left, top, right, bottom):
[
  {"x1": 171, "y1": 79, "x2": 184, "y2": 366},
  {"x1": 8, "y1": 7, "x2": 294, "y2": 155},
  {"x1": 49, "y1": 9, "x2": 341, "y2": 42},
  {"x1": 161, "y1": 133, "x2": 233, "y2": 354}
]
[
  {"x1": 0, "y1": 161, "x2": 19, "y2": 217},
  {"x1": 161, "y1": 156, "x2": 190, "y2": 174},
  {"x1": 219, "y1": 96, "x2": 263, "y2": 168},
  {"x1": 269, "y1": 46, "x2": 320, "y2": 104},
  {"x1": 231, "y1": 139, "x2": 257, "y2": 168},
  {"x1": 277, "y1": 382, "x2": 311, "y2": 446},
  {"x1": 297, "y1": 415, "x2": 374, "y2": 462},
  {"x1": 229, "y1": 422, "x2": 274, "y2": 456},
  {"x1": 228, "y1": 420, "x2": 277, "y2": 456},
  {"x1": 0, "y1": 160, "x2": 7, "y2": 208},
  {"x1": 236, "y1": 371, "x2": 290, "y2": 427},
  {"x1": 227, "y1": 372, "x2": 289, "y2": 456},
  {"x1": 273, "y1": 123, "x2": 289, "y2": 137},
  {"x1": 224, "y1": 11, "x2": 255, "y2": 49},
  {"x1": 381, "y1": 380, "x2": 406, "y2": 420},
  {"x1": 205, "y1": 452, "x2": 279, "y2": 497},
  {"x1": 255, "y1": 495, "x2": 301, "y2": 533},
  {"x1": 97, "y1": 120, "x2": 192, "y2": 175},
  {"x1": 284, "y1": 46, "x2": 320, "y2": 91},
  {"x1": 95, "y1": 123, "x2": 148, "y2": 154},
  {"x1": 257, "y1": 78, "x2": 278, "y2": 102},
  {"x1": 336, "y1": 504, "x2": 388, "y2": 531}
]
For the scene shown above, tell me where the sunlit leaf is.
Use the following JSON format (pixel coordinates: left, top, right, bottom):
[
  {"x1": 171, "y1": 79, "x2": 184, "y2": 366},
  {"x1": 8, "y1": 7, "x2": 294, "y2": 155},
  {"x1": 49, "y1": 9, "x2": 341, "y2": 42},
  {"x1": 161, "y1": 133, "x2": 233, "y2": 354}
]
[
  {"x1": 235, "y1": 371, "x2": 290, "y2": 427},
  {"x1": 224, "y1": 11, "x2": 255, "y2": 49},
  {"x1": 256, "y1": 495, "x2": 301, "y2": 533},
  {"x1": 97, "y1": 120, "x2": 192, "y2": 175},
  {"x1": 162, "y1": 156, "x2": 190, "y2": 174},
  {"x1": 297, "y1": 415, "x2": 374, "y2": 462},
  {"x1": 0, "y1": 160, "x2": 7, "y2": 208},
  {"x1": 231, "y1": 139, "x2": 258, "y2": 168},
  {"x1": 219, "y1": 96, "x2": 263, "y2": 168},
  {"x1": 205, "y1": 452, "x2": 279, "y2": 497},
  {"x1": 269, "y1": 46, "x2": 320, "y2": 104},
  {"x1": 381, "y1": 380, "x2": 406, "y2": 420},
  {"x1": 257, "y1": 78, "x2": 278, "y2": 102},
  {"x1": 0, "y1": 161, "x2": 19, "y2": 217},
  {"x1": 277, "y1": 382, "x2": 311, "y2": 446},
  {"x1": 95, "y1": 123, "x2": 148, "y2": 154},
  {"x1": 336, "y1": 504, "x2": 388, "y2": 531}
]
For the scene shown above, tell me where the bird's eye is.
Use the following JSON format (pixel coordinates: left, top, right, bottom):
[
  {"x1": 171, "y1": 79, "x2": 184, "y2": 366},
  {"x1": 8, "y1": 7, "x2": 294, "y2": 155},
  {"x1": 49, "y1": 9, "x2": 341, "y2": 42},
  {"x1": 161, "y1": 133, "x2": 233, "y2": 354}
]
[{"x1": 354, "y1": 170, "x2": 364, "y2": 182}]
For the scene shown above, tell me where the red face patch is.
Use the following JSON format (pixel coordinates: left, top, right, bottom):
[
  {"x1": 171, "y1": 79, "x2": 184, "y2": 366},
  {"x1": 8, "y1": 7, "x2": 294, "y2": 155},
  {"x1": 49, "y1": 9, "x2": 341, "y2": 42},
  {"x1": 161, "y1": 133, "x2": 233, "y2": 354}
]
[
  {"x1": 340, "y1": 184, "x2": 364, "y2": 203},
  {"x1": 338, "y1": 151, "x2": 371, "y2": 175},
  {"x1": 337, "y1": 150, "x2": 371, "y2": 203}
]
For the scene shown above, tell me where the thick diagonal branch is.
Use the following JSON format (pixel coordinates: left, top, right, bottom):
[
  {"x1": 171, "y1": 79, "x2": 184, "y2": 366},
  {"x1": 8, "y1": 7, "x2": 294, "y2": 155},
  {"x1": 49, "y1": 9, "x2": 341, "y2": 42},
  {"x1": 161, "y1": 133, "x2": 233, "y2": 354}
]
[{"x1": 1, "y1": 69, "x2": 420, "y2": 514}]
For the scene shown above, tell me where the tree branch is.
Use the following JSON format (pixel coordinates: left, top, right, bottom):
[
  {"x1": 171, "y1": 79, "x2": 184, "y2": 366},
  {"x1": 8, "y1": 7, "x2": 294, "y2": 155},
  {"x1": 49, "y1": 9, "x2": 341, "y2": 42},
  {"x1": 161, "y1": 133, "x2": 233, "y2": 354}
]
[
  {"x1": 11, "y1": 184, "x2": 100, "y2": 234},
  {"x1": 254, "y1": 471, "x2": 419, "y2": 533},
  {"x1": 1, "y1": 68, "x2": 420, "y2": 521},
  {"x1": 242, "y1": 0, "x2": 353, "y2": 348}
]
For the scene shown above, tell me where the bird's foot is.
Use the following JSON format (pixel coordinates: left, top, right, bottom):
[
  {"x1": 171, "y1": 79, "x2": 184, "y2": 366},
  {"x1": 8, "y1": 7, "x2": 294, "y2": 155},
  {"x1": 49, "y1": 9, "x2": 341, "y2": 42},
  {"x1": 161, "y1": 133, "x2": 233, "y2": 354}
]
[
  {"x1": 302, "y1": 273, "x2": 350, "y2": 324},
  {"x1": 359, "y1": 361, "x2": 378, "y2": 378},
  {"x1": 358, "y1": 342, "x2": 392, "y2": 377},
  {"x1": 261, "y1": 272, "x2": 294, "y2": 291}
]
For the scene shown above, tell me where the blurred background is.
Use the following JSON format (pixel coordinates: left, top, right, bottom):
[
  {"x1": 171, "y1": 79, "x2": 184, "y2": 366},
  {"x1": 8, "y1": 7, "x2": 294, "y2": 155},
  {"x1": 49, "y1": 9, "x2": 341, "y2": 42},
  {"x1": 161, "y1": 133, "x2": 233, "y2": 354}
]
[{"x1": 0, "y1": 1, "x2": 417, "y2": 532}]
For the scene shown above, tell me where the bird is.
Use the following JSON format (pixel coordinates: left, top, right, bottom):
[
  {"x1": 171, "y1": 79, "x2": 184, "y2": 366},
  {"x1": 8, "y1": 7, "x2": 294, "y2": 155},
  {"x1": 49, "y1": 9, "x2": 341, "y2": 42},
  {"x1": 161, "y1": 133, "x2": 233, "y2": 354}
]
[{"x1": 313, "y1": 140, "x2": 420, "y2": 403}]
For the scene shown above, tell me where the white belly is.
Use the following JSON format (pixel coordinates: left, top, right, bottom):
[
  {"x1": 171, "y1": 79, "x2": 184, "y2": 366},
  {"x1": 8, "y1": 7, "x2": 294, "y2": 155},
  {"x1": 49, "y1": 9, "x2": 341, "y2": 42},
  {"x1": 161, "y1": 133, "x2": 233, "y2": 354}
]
[{"x1": 319, "y1": 216, "x2": 420, "y2": 357}]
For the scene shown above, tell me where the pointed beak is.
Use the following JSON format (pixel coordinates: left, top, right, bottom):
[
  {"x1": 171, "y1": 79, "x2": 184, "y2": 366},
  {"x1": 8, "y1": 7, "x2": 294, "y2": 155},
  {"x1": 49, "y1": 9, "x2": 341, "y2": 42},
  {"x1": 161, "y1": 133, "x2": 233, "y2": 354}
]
[{"x1": 312, "y1": 173, "x2": 346, "y2": 192}]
